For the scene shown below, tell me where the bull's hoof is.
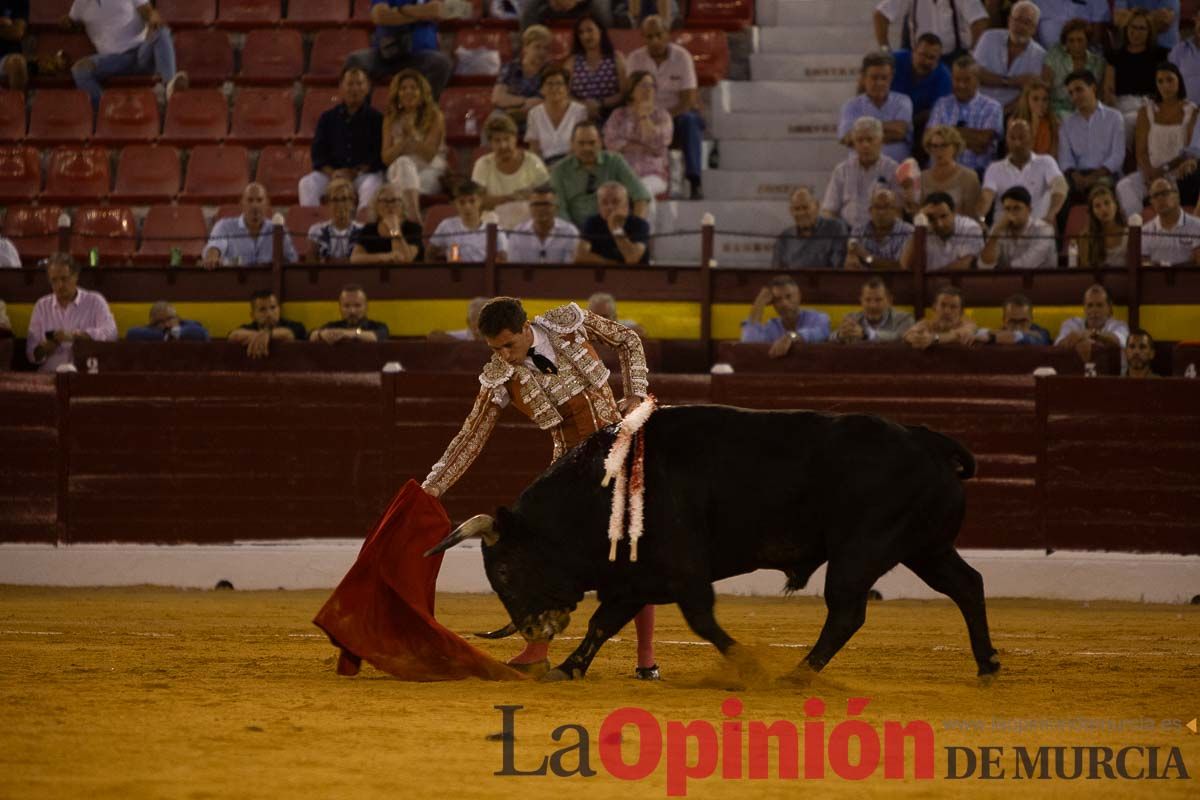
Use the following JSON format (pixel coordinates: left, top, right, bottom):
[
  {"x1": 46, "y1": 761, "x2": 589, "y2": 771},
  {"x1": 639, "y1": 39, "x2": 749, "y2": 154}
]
[
  {"x1": 777, "y1": 664, "x2": 818, "y2": 689},
  {"x1": 540, "y1": 667, "x2": 577, "y2": 682},
  {"x1": 508, "y1": 658, "x2": 550, "y2": 678},
  {"x1": 335, "y1": 648, "x2": 361, "y2": 677},
  {"x1": 977, "y1": 656, "x2": 1002, "y2": 686},
  {"x1": 727, "y1": 644, "x2": 769, "y2": 688}
]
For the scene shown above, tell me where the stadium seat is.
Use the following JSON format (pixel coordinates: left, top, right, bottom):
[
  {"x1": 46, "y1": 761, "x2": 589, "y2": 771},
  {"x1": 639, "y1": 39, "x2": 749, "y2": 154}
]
[
  {"x1": 297, "y1": 88, "x2": 341, "y2": 142},
  {"x1": 255, "y1": 145, "x2": 311, "y2": 204},
  {"x1": 0, "y1": 90, "x2": 25, "y2": 140},
  {"x1": 371, "y1": 86, "x2": 390, "y2": 112},
  {"x1": 42, "y1": 145, "x2": 110, "y2": 203},
  {"x1": 686, "y1": 0, "x2": 755, "y2": 31},
  {"x1": 350, "y1": 0, "x2": 374, "y2": 27},
  {"x1": 180, "y1": 144, "x2": 250, "y2": 203},
  {"x1": 285, "y1": 205, "x2": 329, "y2": 260},
  {"x1": 422, "y1": 204, "x2": 457, "y2": 243},
  {"x1": 216, "y1": 0, "x2": 282, "y2": 30},
  {"x1": 94, "y1": 89, "x2": 160, "y2": 144},
  {"x1": 33, "y1": 33, "x2": 95, "y2": 87},
  {"x1": 70, "y1": 206, "x2": 137, "y2": 263},
  {"x1": 136, "y1": 205, "x2": 208, "y2": 264},
  {"x1": 440, "y1": 87, "x2": 493, "y2": 145},
  {"x1": 28, "y1": 89, "x2": 93, "y2": 144},
  {"x1": 440, "y1": 0, "x2": 484, "y2": 30},
  {"x1": 29, "y1": 0, "x2": 71, "y2": 32},
  {"x1": 1061, "y1": 204, "x2": 1089, "y2": 258},
  {"x1": 238, "y1": 29, "x2": 304, "y2": 84},
  {"x1": 161, "y1": 89, "x2": 229, "y2": 144},
  {"x1": 609, "y1": 30, "x2": 641, "y2": 54},
  {"x1": 304, "y1": 29, "x2": 371, "y2": 85},
  {"x1": 453, "y1": 28, "x2": 513, "y2": 82},
  {"x1": 285, "y1": 0, "x2": 353, "y2": 28},
  {"x1": 174, "y1": 30, "x2": 236, "y2": 86},
  {"x1": 0, "y1": 146, "x2": 41, "y2": 201},
  {"x1": 549, "y1": 29, "x2": 573, "y2": 62},
  {"x1": 156, "y1": 0, "x2": 218, "y2": 29},
  {"x1": 1, "y1": 205, "x2": 62, "y2": 263},
  {"x1": 111, "y1": 145, "x2": 181, "y2": 203},
  {"x1": 673, "y1": 30, "x2": 731, "y2": 86},
  {"x1": 229, "y1": 87, "x2": 295, "y2": 144}
]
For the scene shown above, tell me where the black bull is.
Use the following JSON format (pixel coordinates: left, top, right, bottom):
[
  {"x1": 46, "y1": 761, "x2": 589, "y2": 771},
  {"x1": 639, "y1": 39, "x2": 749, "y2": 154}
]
[{"x1": 427, "y1": 404, "x2": 1002, "y2": 684}]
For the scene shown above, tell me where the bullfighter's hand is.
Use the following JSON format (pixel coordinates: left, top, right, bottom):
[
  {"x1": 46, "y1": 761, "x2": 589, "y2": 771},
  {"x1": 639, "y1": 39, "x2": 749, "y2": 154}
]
[{"x1": 422, "y1": 484, "x2": 441, "y2": 498}]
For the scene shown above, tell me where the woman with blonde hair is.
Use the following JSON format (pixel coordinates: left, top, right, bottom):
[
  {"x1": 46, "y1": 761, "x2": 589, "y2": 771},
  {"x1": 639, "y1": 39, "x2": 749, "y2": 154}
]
[
  {"x1": 492, "y1": 24, "x2": 553, "y2": 124},
  {"x1": 382, "y1": 69, "x2": 447, "y2": 225},
  {"x1": 1012, "y1": 79, "x2": 1060, "y2": 156},
  {"x1": 471, "y1": 113, "x2": 550, "y2": 227},
  {"x1": 349, "y1": 184, "x2": 419, "y2": 264},
  {"x1": 901, "y1": 125, "x2": 980, "y2": 216},
  {"x1": 1076, "y1": 184, "x2": 1128, "y2": 267}
]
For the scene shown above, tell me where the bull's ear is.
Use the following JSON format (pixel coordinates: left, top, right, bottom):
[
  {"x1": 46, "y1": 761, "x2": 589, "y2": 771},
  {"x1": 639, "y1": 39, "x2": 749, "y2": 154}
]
[{"x1": 423, "y1": 514, "x2": 498, "y2": 557}]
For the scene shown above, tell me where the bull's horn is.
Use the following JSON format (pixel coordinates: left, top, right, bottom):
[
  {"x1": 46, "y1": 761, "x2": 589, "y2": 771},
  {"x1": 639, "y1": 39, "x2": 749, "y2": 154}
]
[{"x1": 423, "y1": 514, "x2": 498, "y2": 556}]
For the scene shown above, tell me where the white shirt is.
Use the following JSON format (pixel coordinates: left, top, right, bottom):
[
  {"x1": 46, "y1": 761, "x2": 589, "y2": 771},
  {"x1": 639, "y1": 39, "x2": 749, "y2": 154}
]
[
  {"x1": 822, "y1": 153, "x2": 901, "y2": 229},
  {"x1": 977, "y1": 218, "x2": 1057, "y2": 269},
  {"x1": 1055, "y1": 316, "x2": 1130, "y2": 347},
  {"x1": 1143, "y1": 211, "x2": 1200, "y2": 265},
  {"x1": 430, "y1": 216, "x2": 508, "y2": 261},
  {"x1": 876, "y1": 0, "x2": 989, "y2": 55},
  {"x1": 626, "y1": 44, "x2": 698, "y2": 113},
  {"x1": 0, "y1": 236, "x2": 20, "y2": 268},
  {"x1": 524, "y1": 101, "x2": 589, "y2": 162},
  {"x1": 69, "y1": 0, "x2": 150, "y2": 56},
  {"x1": 982, "y1": 153, "x2": 1065, "y2": 220},
  {"x1": 926, "y1": 215, "x2": 984, "y2": 270},
  {"x1": 507, "y1": 218, "x2": 580, "y2": 263}
]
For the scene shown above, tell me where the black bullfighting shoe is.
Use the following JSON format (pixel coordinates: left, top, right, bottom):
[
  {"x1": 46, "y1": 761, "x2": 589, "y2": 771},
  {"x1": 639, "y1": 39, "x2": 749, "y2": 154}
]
[{"x1": 634, "y1": 664, "x2": 661, "y2": 681}]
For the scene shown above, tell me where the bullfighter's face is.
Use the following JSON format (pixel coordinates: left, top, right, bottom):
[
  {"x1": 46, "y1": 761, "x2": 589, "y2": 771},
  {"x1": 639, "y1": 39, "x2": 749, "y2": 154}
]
[{"x1": 485, "y1": 321, "x2": 535, "y2": 366}]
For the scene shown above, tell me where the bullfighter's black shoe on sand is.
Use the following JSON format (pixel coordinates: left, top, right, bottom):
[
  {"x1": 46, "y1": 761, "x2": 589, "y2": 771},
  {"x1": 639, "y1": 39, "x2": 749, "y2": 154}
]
[{"x1": 635, "y1": 664, "x2": 661, "y2": 680}]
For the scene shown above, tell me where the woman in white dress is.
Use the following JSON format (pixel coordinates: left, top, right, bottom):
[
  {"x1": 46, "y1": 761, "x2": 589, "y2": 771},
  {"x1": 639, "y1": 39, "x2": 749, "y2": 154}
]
[
  {"x1": 524, "y1": 66, "x2": 587, "y2": 166},
  {"x1": 1115, "y1": 62, "x2": 1199, "y2": 218},
  {"x1": 382, "y1": 69, "x2": 448, "y2": 224}
]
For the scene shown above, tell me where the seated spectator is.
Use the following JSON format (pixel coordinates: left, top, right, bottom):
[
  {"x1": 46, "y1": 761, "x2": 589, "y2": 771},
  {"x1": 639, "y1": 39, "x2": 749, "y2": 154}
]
[
  {"x1": 0, "y1": 232, "x2": 19, "y2": 267},
  {"x1": 873, "y1": 0, "x2": 988, "y2": 63},
  {"x1": 1060, "y1": 70, "x2": 1126, "y2": 201},
  {"x1": 1075, "y1": 184, "x2": 1128, "y2": 267},
  {"x1": 550, "y1": 121, "x2": 651, "y2": 227},
  {"x1": 1115, "y1": 62, "x2": 1198, "y2": 217},
  {"x1": 203, "y1": 184, "x2": 298, "y2": 269},
  {"x1": 604, "y1": 71, "x2": 674, "y2": 197},
  {"x1": 928, "y1": 56, "x2": 1004, "y2": 175},
  {"x1": 492, "y1": 24, "x2": 552, "y2": 126},
  {"x1": 382, "y1": 69, "x2": 448, "y2": 217},
  {"x1": 973, "y1": 1, "x2": 1046, "y2": 111},
  {"x1": 229, "y1": 290, "x2": 306, "y2": 360},
  {"x1": 566, "y1": 15, "x2": 627, "y2": 122},
  {"x1": 615, "y1": 0, "x2": 677, "y2": 29},
  {"x1": 587, "y1": 291, "x2": 645, "y2": 336},
  {"x1": 0, "y1": 298, "x2": 10, "y2": 335},
  {"x1": 310, "y1": 284, "x2": 389, "y2": 344},
  {"x1": 1123, "y1": 327, "x2": 1158, "y2": 377},
  {"x1": 838, "y1": 52, "x2": 914, "y2": 162},
  {"x1": 526, "y1": 67, "x2": 589, "y2": 165},
  {"x1": 1034, "y1": 0, "x2": 1110, "y2": 50},
  {"x1": 846, "y1": 188, "x2": 914, "y2": 269},
  {"x1": 824, "y1": 118, "x2": 902, "y2": 229},
  {"x1": 0, "y1": 1, "x2": 28, "y2": 92},
  {"x1": 300, "y1": 67, "x2": 385, "y2": 214},
  {"x1": 1055, "y1": 283, "x2": 1130, "y2": 363},
  {"x1": 901, "y1": 191, "x2": 984, "y2": 271},
  {"x1": 1115, "y1": 1, "x2": 1179, "y2": 50},
  {"x1": 1141, "y1": 176, "x2": 1200, "y2": 264},
  {"x1": 1110, "y1": 9, "x2": 1170, "y2": 129},
  {"x1": 830, "y1": 276, "x2": 914, "y2": 343},
  {"x1": 350, "y1": 184, "x2": 419, "y2": 264},
  {"x1": 740, "y1": 276, "x2": 831, "y2": 358},
  {"x1": 902, "y1": 285, "x2": 977, "y2": 348},
  {"x1": 626, "y1": 15, "x2": 704, "y2": 199},
  {"x1": 1044, "y1": 18, "x2": 1106, "y2": 117},
  {"x1": 980, "y1": 118, "x2": 1068, "y2": 222},
  {"x1": 977, "y1": 186, "x2": 1057, "y2": 269},
  {"x1": 473, "y1": 114, "x2": 551, "y2": 229},
  {"x1": 429, "y1": 296, "x2": 489, "y2": 341},
  {"x1": 126, "y1": 300, "x2": 208, "y2": 341},
  {"x1": 774, "y1": 188, "x2": 850, "y2": 269},
  {"x1": 973, "y1": 293, "x2": 1052, "y2": 345},
  {"x1": 307, "y1": 179, "x2": 365, "y2": 263},
  {"x1": 429, "y1": 180, "x2": 509, "y2": 262},
  {"x1": 901, "y1": 124, "x2": 980, "y2": 217},
  {"x1": 507, "y1": 185, "x2": 582, "y2": 263},
  {"x1": 1012, "y1": 79, "x2": 1060, "y2": 156},
  {"x1": 26, "y1": 253, "x2": 118, "y2": 372},
  {"x1": 890, "y1": 34, "x2": 953, "y2": 149},
  {"x1": 521, "y1": 0, "x2": 613, "y2": 30},
  {"x1": 345, "y1": 0, "x2": 452, "y2": 96},
  {"x1": 65, "y1": 0, "x2": 187, "y2": 109},
  {"x1": 576, "y1": 181, "x2": 650, "y2": 265}
]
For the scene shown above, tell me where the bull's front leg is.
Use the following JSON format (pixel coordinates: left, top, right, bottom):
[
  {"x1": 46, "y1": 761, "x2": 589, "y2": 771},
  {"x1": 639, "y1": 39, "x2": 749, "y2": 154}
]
[
  {"x1": 677, "y1": 583, "x2": 767, "y2": 685},
  {"x1": 542, "y1": 600, "x2": 641, "y2": 682}
]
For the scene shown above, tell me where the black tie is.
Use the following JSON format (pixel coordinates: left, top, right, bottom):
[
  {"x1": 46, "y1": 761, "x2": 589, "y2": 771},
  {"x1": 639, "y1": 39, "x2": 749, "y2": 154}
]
[{"x1": 527, "y1": 347, "x2": 557, "y2": 375}]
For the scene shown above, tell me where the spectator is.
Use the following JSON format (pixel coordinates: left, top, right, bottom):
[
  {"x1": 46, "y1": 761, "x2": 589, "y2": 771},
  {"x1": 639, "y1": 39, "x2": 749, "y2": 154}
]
[
  {"x1": 1115, "y1": 62, "x2": 1198, "y2": 217},
  {"x1": 891, "y1": 33, "x2": 954, "y2": 146},
  {"x1": 973, "y1": 1, "x2": 1046, "y2": 110},
  {"x1": 203, "y1": 184, "x2": 298, "y2": 269},
  {"x1": 472, "y1": 114, "x2": 551, "y2": 229},
  {"x1": 429, "y1": 180, "x2": 509, "y2": 262},
  {"x1": 626, "y1": 15, "x2": 704, "y2": 199},
  {"x1": 430, "y1": 296, "x2": 489, "y2": 341},
  {"x1": 576, "y1": 181, "x2": 650, "y2": 265},
  {"x1": 382, "y1": 69, "x2": 448, "y2": 217},
  {"x1": 0, "y1": 1, "x2": 28, "y2": 92},
  {"x1": 65, "y1": 0, "x2": 187, "y2": 109},
  {"x1": 525, "y1": 66, "x2": 589, "y2": 165},
  {"x1": 26, "y1": 253, "x2": 117, "y2": 372},
  {"x1": 902, "y1": 285, "x2": 977, "y2": 348},
  {"x1": 1044, "y1": 18, "x2": 1107, "y2": 117},
  {"x1": 300, "y1": 66, "x2": 386, "y2": 214},
  {"x1": 1142, "y1": 176, "x2": 1200, "y2": 264},
  {"x1": 550, "y1": 120, "x2": 651, "y2": 227},
  {"x1": 1055, "y1": 283, "x2": 1130, "y2": 363},
  {"x1": 846, "y1": 188, "x2": 914, "y2": 269},
  {"x1": 1075, "y1": 184, "x2": 1128, "y2": 266},
  {"x1": 823, "y1": 117, "x2": 902, "y2": 229},
  {"x1": 604, "y1": 71, "x2": 674, "y2": 197},
  {"x1": 1123, "y1": 328, "x2": 1158, "y2": 376},
  {"x1": 979, "y1": 118, "x2": 1067, "y2": 222},
  {"x1": 1060, "y1": 70, "x2": 1126, "y2": 201},
  {"x1": 1168, "y1": 14, "x2": 1200, "y2": 101},
  {"x1": 126, "y1": 300, "x2": 208, "y2": 341},
  {"x1": 901, "y1": 124, "x2": 981, "y2": 217},
  {"x1": 228, "y1": 290, "x2": 305, "y2": 360},
  {"x1": 1115, "y1": 1, "x2": 1179, "y2": 50},
  {"x1": 830, "y1": 276, "x2": 915, "y2": 342},
  {"x1": 838, "y1": 52, "x2": 914, "y2": 162},
  {"x1": 1012, "y1": 78, "x2": 1060, "y2": 155},
  {"x1": 973, "y1": 294, "x2": 1052, "y2": 345},
  {"x1": 774, "y1": 187, "x2": 850, "y2": 269},
  {"x1": 507, "y1": 185, "x2": 582, "y2": 263},
  {"x1": 0, "y1": 231, "x2": 19, "y2": 267},
  {"x1": 740, "y1": 276, "x2": 831, "y2": 358},
  {"x1": 345, "y1": 0, "x2": 452, "y2": 96},
  {"x1": 310, "y1": 284, "x2": 390, "y2": 344},
  {"x1": 0, "y1": 298, "x2": 10, "y2": 335},
  {"x1": 873, "y1": 0, "x2": 988, "y2": 62},
  {"x1": 587, "y1": 291, "x2": 645, "y2": 336},
  {"x1": 1109, "y1": 9, "x2": 1170, "y2": 129},
  {"x1": 520, "y1": 0, "x2": 613, "y2": 30},
  {"x1": 928, "y1": 56, "x2": 1004, "y2": 175},
  {"x1": 615, "y1": 0, "x2": 678, "y2": 29},
  {"x1": 977, "y1": 186, "x2": 1057, "y2": 268},
  {"x1": 566, "y1": 14, "x2": 627, "y2": 122},
  {"x1": 901, "y1": 191, "x2": 983, "y2": 271},
  {"x1": 492, "y1": 24, "x2": 552, "y2": 126},
  {"x1": 1033, "y1": 0, "x2": 1110, "y2": 50},
  {"x1": 307, "y1": 179, "x2": 365, "y2": 263},
  {"x1": 350, "y1": 184, "x2": 420, "y2": 264}
]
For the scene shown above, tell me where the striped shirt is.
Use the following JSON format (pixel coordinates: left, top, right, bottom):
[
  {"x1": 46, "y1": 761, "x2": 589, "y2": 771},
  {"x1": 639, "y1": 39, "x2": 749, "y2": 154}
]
[
  {"x1": 26, "y1": 287, "x2": 118, "y2": 372},
  {"x1": 837, "y1": 92, "x2": 914, "y2": 162},
  {"x1": 928, "y1": 92, "x2": 1004, "y2": 173}
]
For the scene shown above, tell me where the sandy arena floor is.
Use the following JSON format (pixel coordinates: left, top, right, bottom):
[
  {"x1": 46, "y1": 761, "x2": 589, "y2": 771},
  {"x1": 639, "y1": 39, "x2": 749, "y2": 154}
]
[{"x1": 0, "y1": 586, "x2": 1197, "y2": 799}]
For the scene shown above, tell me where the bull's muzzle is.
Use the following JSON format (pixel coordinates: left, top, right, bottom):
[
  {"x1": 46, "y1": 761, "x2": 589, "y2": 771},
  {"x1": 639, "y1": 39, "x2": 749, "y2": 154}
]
[
  {"x1": 423, "y1": 514, "x2": 498, "y2": 556},
  {"x1": 520, "y1": 609, "x2": 571, "y2": 643}
]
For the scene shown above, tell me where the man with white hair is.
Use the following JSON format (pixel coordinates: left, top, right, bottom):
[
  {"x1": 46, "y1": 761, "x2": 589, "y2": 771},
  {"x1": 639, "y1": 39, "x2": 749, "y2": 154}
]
[
  {"x1": 777, "y1": 188, "x2": 850, "y2": 268},
  {"x1": 577, "y1": 182, "x2": 650, "y2": 265},
  {"x1": 837, "y1": 52, "x2": 914, "y2": 162},
  {"x1": 823, "y1": 117, "x2": 902, "y2": 229},
  {"x1": 972, "y1": 1, "x2": 1046, "y2": 110}
]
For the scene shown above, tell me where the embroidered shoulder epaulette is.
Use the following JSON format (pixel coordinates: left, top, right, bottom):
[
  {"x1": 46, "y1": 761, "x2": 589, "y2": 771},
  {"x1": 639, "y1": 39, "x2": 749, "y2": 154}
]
[
  {"x1": 534, "y1": 302, "x2": 584, "y2": 334},
  {"x1": 480, "y1": 356, "x2": 514, "y2": 388}
]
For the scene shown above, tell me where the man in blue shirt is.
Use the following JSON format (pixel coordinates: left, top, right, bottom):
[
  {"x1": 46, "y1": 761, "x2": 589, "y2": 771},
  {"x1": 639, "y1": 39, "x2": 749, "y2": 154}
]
[
  {"x1": 890, "y1": 33, "x2": 953, "y2": 145},
  {"x1": 740, "y1": 276, "x2": 831, "y2": 358},
  {"x1": 126, "y1": 301, "x2": 209, "y2": 341},
  {"x1": 299, "y1": 66, "x2": 386, "y2": 213},
  {"x1": 1058, "y1": 70, "x2": 1125, "y2": 200},
  {"x1": 346, "y1": 0, "x2": 453, "y2": 96},
  {"x1": 974, "y1": 294, "x2": 1051, "y2": 345},
  {"x1": 837, "y1": 51, "x2": 914, "y2": 162},
  {"x1": 202, "y1": 184, "x2": 299, "y2": 267}
]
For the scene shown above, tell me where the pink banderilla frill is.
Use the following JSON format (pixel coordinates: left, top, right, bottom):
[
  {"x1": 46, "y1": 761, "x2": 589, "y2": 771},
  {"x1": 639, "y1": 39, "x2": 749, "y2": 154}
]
[{"x1": 602, "y1": 395, "x2": 657, "y2": 561}]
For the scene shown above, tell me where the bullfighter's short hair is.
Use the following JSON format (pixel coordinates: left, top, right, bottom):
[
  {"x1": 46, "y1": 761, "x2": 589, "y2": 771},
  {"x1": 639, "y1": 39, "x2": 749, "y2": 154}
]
[{"x1": 478, "y1": 297, "x2": 528, "y2": 338}]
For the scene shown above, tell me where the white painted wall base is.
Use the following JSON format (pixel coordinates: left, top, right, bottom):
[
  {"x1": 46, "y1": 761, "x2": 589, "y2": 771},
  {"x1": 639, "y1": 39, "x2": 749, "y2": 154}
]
[{"x1": 1, "y1": 542, "x2": 1197, "y2": 604}]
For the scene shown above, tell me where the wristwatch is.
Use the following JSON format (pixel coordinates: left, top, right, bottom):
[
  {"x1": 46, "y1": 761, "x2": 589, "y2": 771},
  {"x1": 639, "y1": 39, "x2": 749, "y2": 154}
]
[
  {"x1": 788, "y1": 331, "x2": 799, "y2": 341},
  {"x1": 933, "y1": 333, "x2": 941, "y2": 344}
]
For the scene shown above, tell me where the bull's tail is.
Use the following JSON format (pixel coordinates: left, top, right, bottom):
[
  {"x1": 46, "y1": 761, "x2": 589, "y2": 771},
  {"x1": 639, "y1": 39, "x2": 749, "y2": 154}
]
[{"x1": 911, "y1": 426, "x2": 976, "y2": 480}]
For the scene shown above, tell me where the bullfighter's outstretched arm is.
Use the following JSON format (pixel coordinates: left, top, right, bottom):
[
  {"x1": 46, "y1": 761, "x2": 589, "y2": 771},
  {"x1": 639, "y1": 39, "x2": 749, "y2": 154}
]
[
  {"x1": 581, "y1": 310, "x2": 649, "y2": 401},
  {"x1": 422, "y1": 387, "x2": 501, "y2": 498}
]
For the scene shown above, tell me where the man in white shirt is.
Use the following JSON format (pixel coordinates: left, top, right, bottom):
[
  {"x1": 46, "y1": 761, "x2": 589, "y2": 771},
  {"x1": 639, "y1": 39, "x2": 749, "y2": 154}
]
[
  {"x1": 972, "y1": 1, "x2": 1046, "y2": 109},
  {"x1": 508, "y1": 185, "x2": 581, "y2": 263},
  {"x1": 979, "y1": 118, "x2": 1067, "y2": 222},
  {"x1": 26, "y1": 253, "x2": 118, "y2": 372},
  {"x1": 874, "y1": 0, "x2": 989, "y2": 60},
  {"x1": 822, "y1": 117, "x2": 902, "y2": 229},
  {"x1": 901, "y1": 191, "x2": 983, "y2": 270},
  {"x1": 65, "y1": 0, "x2": 187, "y2": 108},
  {"x1": 1055, "y1": 284, "x2": 1130, "y2": 363},
  {"x1": 429, "y1": 180, "x2": 509, "y2": 262},
  {"x1": 1141, "y1": 176, "x2": 1200, "y2": 265},
  {"x1": 977, "y1": 186, "x2": 1057, "y2": 269}
]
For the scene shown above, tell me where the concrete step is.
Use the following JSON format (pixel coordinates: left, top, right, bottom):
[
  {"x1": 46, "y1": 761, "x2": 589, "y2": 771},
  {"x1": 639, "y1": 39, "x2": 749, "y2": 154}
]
[
  {"x1": 701, "y1": 169, "x2": 830, "y2": 202},
  {"x1": 755, "y1": 0, "x2": 879, "y2": 27},
  {"x1": 711, "y1": 107, "x2": 839, "y2": 139},
  {"x1": 653, "y1": 200, "x2": 791, "y2": 267},
  {"x1": 716, "y1": 79, "x2": 857, "y2": 113},
  {"x1": 749, "y1": 52, "x2": 861, "y2": 82},
  {"x1": 757, "y1": 25, "x2": 871, "y2": 55},
  {"x1": 718, "y1": 138, "x2": 846, "y2": 170}
]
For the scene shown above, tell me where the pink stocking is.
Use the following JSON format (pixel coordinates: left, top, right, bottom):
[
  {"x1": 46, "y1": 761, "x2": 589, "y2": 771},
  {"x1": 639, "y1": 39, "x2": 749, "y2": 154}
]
[{"x1": 634, "y1": 605, "x2": 656, "y2": 668}]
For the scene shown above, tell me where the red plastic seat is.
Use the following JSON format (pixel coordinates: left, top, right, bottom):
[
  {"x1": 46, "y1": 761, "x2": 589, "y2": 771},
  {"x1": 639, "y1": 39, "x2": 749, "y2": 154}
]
[
  {"x1": 28, "y1": 89, "x2": 93, "y2": 144},
  {"x1": 229, "y1": 87, "x2": 295, "y2": 144},
  {"x1": 371, "y1": 86, "x2": 390, "y2": 112},
  {"x1": 297, "y1": 88, "x2": 341, "y2": 142},
  {"x1": 156, "y1": 0, "x2": 218, "y2": 28},
  {"x1": 673, "y1": 30, "x2": 730, "y2": 86},
  {"x1": 238, "y1": 29, "x2": 304, "y2": 84},
  {"x1": 1, "y1": 205, "x2": 62, "y2": 263},
  {"x1": 33, "y1": 33, "x2": 95, "y2": 86},
  {"x1": 422, "y1": 204, "x2": 457, "y2": 243},
  {"x1": 29, "y1": 0, "x2": 72, "y2": 32},
  {"x1": 285, "y1": 205, "x2": 329, "y2": 260},
  {"x1": 0, "y1": 90, "x2": 25, "y2": 140},
  {"x1": 255, "y1": 145, "x2": 310, "y2": 204},
  {"x1": 609, "y1": 30, "x2": 642, "y2": 54},
  {"x1": 0, "y1": 146, "x2": 41, "y2": 201},
  {"x1": 112, "y1": 145, "x2": 181, "y2": 202},
  {"x1": 174, "y1": 30, "x2": 236, "y2": 86},
  {"x1": 42, "y1": 146, "x2": 111, "y2": 203},
  {"x1": 216, "y1": 0, "x2": 282, "y2": 30},
  {"x1": 180, "y1": 144, "x2": 249, "y2": 203},
  {"x1": 70, "y1": 206, "x2": 137, "y2": 263},
  {"x1": 686, "y1": 0, "x2": 754, "y2": 31},
  {"x1": 136, "y1": 205, "x2": 208, "y2": 264},
  {"x1": 304, "y1": 29, "x2": 370, "y2": 86},
  {"x1": 94, "y1": 89, "x2": 160, "y2": 144},
  {"x1": 286, "y1": 0, "x2": 353, "y2": 28},
  {"x1": 161, "y1": 89, "x2": 228, "y2": 144},
  {"x1": 440, "y1": 87, "x2": 493, "y2": 145}
]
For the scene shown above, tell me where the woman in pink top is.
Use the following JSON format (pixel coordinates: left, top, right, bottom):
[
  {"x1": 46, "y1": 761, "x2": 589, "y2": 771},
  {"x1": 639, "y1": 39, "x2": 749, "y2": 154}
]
[{"x1": 603, "y1": 71, "x2": 673, "y2": 197}]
